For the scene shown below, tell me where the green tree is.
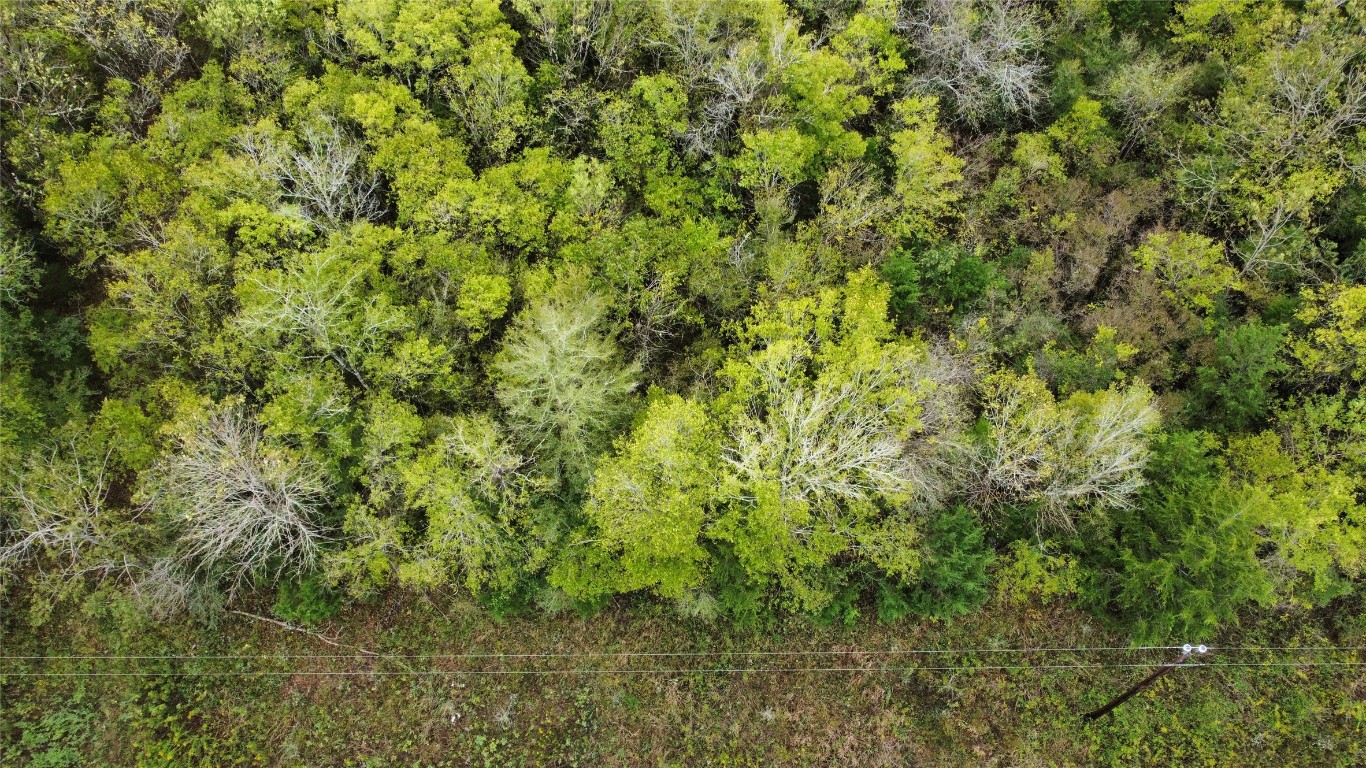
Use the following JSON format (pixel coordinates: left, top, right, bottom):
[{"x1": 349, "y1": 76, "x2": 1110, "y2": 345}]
[
  {"x1": 1190, "y1": 320, "x2": 1288, "y2": 432},
  {"x1": 709, "y1": 268, "x2": 963, "y2": 612},
  {"x1": 901, "y1": 504, "x2": 995, "y2": 621},
  {"x1": 1090, "y1": 431, "x2": 1275, "y2": 643},
  {"x1": 492, "y1": 270, "x2": 640, "y2": 488},
  {"x1": 554, "y1": 394, "x2": 720, "y2": 600}
]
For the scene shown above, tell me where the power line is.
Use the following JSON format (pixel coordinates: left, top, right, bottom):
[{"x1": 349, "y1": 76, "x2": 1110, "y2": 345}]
[
  {"x1": 0, "y1": 645, "x2": 1187, "y2": 661},
  {"x1": 2, "y1": 662, "x2": 1362, "y2": 678},
  {"x1": 2, "y1": 644, "x2": 1360, "y2": 662},
  {"x1": 1197, "y1": 645, "x2": 1366, "y2": 651}
]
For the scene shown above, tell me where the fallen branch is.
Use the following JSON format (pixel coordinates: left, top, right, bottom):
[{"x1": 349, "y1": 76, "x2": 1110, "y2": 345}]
[{"x1": 230, "y1": 609, "x2": 380, "y2": 657}]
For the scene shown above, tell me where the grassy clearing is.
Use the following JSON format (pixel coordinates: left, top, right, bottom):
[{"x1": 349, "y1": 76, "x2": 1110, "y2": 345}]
[{"x1": 3, "y1": 595, "x2": 1363, "y2": 767}]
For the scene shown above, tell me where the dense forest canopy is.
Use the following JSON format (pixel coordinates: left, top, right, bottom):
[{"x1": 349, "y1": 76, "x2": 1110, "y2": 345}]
[{"x1": 2, "y1": 0, "x2": 1364, "y2": 647}]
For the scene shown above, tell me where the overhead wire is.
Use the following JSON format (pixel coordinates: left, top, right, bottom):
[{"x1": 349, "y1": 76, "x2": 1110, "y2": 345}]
[
  {"x1": 2, "y1": 644, "x2": 1362, "y2": 662},
  {"x1": 3, "y1": 661, "x2": 1363, "y2": 678},
  {"x1": 0, "y1": 645, "x2": 1190, "y2": 661}
]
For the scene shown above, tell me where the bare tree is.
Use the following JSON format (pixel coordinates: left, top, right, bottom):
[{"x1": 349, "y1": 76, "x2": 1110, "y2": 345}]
[
  {"x1": 512, "y1": 0, "x2": 647, "y2": 83},
  {"x1": 240, "y1": 121, "x2": 384, "y2": 233},
  {"x1": 1, "y1": 443, "x2": 131, "y2": 587},
  {"x1": 142, "y1": 407, "x2": 329, "y2": 597},
  {"x1": 724, "y1": 338, "x2": 969, "y2": 518},
  {"x1": 47, "y1": 0, "x2": 189, "y2": 123},
  {"x1": 236, "y1": 247, "x2": 405, "y2": 386},
  {"x1": 971, "y1": 374, "x2": 1159, "y2": 534},
  {"x1": 1102, "y1": 39, "x2": 1196, "y2": 152},
  {"x1": 900, "y1": 0, "x2": 1044, "y2": 127},
  {"x1": 0, "y1": 3, "x2": 93, "y2": 130}
]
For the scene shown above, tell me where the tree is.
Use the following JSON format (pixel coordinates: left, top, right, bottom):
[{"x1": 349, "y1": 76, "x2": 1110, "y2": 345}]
[
  {"x1": 1228, "y1": 428, "x2": 1365, "y2": 608},
  {"x1": 1292, "y1": 283, "x2": 1366, "y2": 389},
  {"x1": 1133, "y1": 231, "x2": 1241, "y2": 316},
  {"x1": 555, "y1": 394, "x2": 720, "y2": 600},
  {"x1": 901, "y1": 504, "x2": 994, "y2": 621},
  {"x1": 1091, "y1": 431, "x2": 1275, "y2": 643},
  {"x1": 335, "y1": 0, "x2": 516, "y2": 93},
  {"x1": 396, "y1": 415, "x2": 547, "y2": 594},
  {"x1": 1171, "y1": 1, "x2": 1366, "y2": 285},
  {"x1": 239, "y1": 119, "x2": 384, "y2": 233},
  {"x1": 1, "y1": 442, "x2": 128, "y2": 624},
  {"x1": 88, "y1": 223, "x2": 234, "y2": 385},
  {"x1": 492, "y1": 270, "x2": 640, "y2": 487},
  {"x1": 901, "y1": 0, "x2": 1045, "y2": 127},
  {"x1": 1190, "y1": 320, "x2": 1288, "y2": 432},
  {"x1": 1101, "y1": 40, "x2": 1194, "y2": 151},
  {"x1": 45, "y1": 0, "x2": 189, "y2": 122},
  {"x1": 971, "y1": 371, "x2": 1160, "y2": 534},
  {"x1": 235, "y1": 234, "x2": 412, "y2": 387},
  {"x1": 886, "y1": 96, "x2": 963, "y2": 242},
  {"x1": 710, "y1": 268, "x2": 966, "y2": 612},
  {"x1": 442, "y1": 37, "x2": 530, "y2": 161},
  {"x1": 141, "y1": 405, "x2": 330, "y2": 597},
  {"x1": 512, "y1": 0, "x2": 647, "y2": 83}
]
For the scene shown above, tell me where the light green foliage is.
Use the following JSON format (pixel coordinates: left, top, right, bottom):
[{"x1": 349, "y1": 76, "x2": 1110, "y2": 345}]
[
  {"x1": 829, "y1": 0, "x2": 906, "y2": 98},
  {"x1": 337, "y1": 0, "x2": 512, "y2": 91},
  {"x1": 320, "y1": 395, "x2": 425, "y2": 597},
  {"x1": 511, "y1": 0, "x2": 648, "y2": 81},
  {"x1": 1011, "y1": 132, "x2": 1064, "y2": 183},
  {"x1": 735, "y1": 127, "x2": 820, "y2": 195},
  {"x1": 559, "y1": 215, "x2": 735, "y2": 358},
  {"x1": 993, "y1": 540, "x2": 1080, "y2": 607},
  {"x1": 710, "y1": 269, "x2": 951, "y2": 611},
  {"x1": 492, "y1": 271, "x2": 640, "y2": 487},
  {"x1": 443, "y1": 37, "x2": 530, "y2": 160},
  {"x1": 397, "y1": 415, "x2": 547, "y2": 593},
  {"x1": 258, "y1": 363, "x2": 356, "y2": 478},
  {"x1": 89, "y1": 225, "x2": 234, "y2": 383},
  {"x1": 1292, "y1": 283, "x2": 1366, "y2": 387},
  {"x1": 598, "y1": 74, "x2": 697, "y2": 218},
  {"x1": 778, "y1": 47, "x2": 869, "y2": 164},
  {"x1": 1134, "y1": 231, "x2": 1240, "y2": 315},
  {"x1": 1044, "y1": 95, "x2": 1116, "y2": 168},
  {"x1": 146, "y1": 63, "x2": 254, "y2": 165},
  {"x1": 196, "y1": 0, "x2": 288, "y2": 50},
  {"x1": 419, "y1": 147, "x2": 576, "y2": 253},
  {"x1": 1229, "y1": 430, "x2": 1365, "y2": 608},
  {"x1": 557, "y1": 394, "x2": 719, "y2": 600},
  {"x1": 888, "y1": 97, "x2": 964, "y2": 241},
  {"x1": 41, "y1": 140, "x2": 178, "y2": 273},
  {"x1": 1172, "y1": 1, "x2": 1366, "y2": 282},
  {"x1": 385, "y1": 231, "x2": 507, "y2": 342}
]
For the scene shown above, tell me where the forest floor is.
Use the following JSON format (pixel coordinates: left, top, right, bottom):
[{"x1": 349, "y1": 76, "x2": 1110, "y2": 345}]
[{"x1": 3, "y1": 594, "x2": 1363, "y2": 767}]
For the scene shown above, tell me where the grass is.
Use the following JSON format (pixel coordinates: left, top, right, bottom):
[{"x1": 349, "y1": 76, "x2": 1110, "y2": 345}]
[{"x1": 2, "y1": 593, "x2": 1363, "y2": 767}]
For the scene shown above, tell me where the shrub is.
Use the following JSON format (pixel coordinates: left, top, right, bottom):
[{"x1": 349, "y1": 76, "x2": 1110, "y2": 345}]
[
  {"x1": 272, "y1": 573, "x2": 342, "y2": 625},
  {"x1": 903, "y1": 504, "x2": 995, "y2": 620}
]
